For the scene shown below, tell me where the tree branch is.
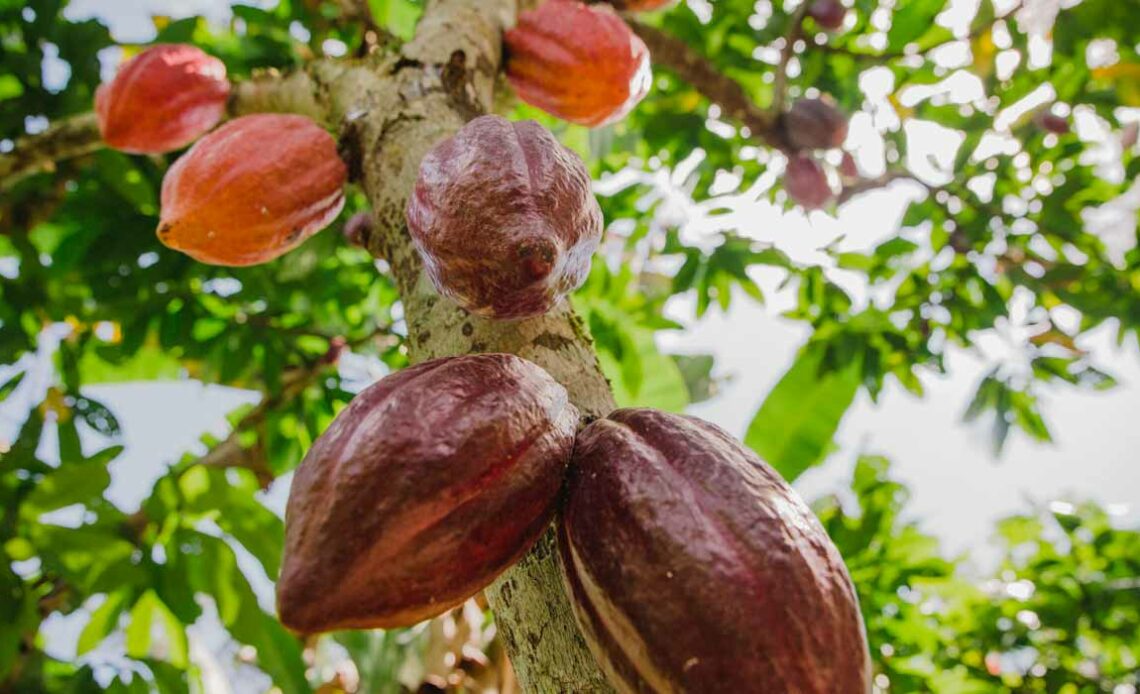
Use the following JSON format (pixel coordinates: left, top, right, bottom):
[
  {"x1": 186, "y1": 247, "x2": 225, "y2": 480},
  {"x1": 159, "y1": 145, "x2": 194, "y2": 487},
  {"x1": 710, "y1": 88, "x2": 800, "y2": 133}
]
[
  {"x1": 0, "y1": 58, "x2": 384, "y2": 191},
  {"x1": 771, "y1": 1, "x2": 810, "y2": 116},
  {"x1": 0, "y1": 113, "x2": 101, "y2": 192},
  {"x1": 628, "y1": 20, "x2": 787, "y2": 149}
]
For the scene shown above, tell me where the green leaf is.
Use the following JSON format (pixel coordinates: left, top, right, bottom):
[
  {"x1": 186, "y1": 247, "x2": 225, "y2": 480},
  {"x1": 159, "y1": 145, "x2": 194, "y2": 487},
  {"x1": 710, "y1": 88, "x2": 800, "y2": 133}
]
[
  {"x1": 23, "y1": 446, "x2": 120, "y2": 514},
  {"x1": 77, "y1": 591, "x2": 131, "y2": 656},
  {"x1": 744, "y1": 346, "x2": 861, "y2": 481}
]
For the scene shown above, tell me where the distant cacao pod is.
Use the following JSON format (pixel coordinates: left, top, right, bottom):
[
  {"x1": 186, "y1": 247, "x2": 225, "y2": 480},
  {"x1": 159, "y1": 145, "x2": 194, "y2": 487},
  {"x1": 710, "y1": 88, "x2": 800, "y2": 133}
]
[
  {"x1": 560, "y1": 408, "x2": 871, "y2": 693},
  {"x1": 95, "y1": 44, "x2": 230, "y2": 154},
  {"x1": 406, "y1": 115, "x2": 603, "y2": 320},
  {"x1": 505, "y1": 0, "x2": 651, "y2": 127},
  {"x1": 342, "y1": 211, "x2": 373, "y2": 248},
  {"x1": 278, "y1": 354, "x2": 578, "y2": 633},
  {"x1": 784, "y1": 97, "x2": 849, "y2": 150},
  {"x1": 808, "y1": 0, "x2": 847, "y2": 30},
  {"x1": 157, "y1": 114, "x2": 347, "y2": 266},
  {"x1": 606, "y1": 0, "x2": 677, "y2": 10},
  {"x1": 1036, "y1": 112, "x2": 1069, "y2": 135},
  {"x1": 785, "y1": 155, "x2": 833, "y2": 210},
  {"x1": 839, "y1": 151, "x2": 860, "y2": 180}
]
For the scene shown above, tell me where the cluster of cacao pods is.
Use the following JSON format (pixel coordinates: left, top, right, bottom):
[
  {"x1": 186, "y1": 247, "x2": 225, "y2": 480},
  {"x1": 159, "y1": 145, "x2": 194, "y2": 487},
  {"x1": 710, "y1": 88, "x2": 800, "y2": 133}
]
[
  {"x1": 97, "y1": 23, "x2": 870, "y2": 692},
  {"x1": 779, "y1": 96, "x2": 853, "y2": 210},
  {"x1": 95, "y1": 44, "x2": 348, "y2": 266},
  {"x1": 97, "y1": 0, "x2": 654, "y2": 270},
  {"x1": 277, "y1": 358, "x2": 871, "y2": 691}
]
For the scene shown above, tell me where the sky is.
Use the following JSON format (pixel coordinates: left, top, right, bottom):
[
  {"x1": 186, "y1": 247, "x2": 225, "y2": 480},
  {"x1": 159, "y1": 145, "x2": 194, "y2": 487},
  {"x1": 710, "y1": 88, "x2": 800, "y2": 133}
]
[{"x1": 4, "y1": 0, "x2": 1139, "y2": 687}]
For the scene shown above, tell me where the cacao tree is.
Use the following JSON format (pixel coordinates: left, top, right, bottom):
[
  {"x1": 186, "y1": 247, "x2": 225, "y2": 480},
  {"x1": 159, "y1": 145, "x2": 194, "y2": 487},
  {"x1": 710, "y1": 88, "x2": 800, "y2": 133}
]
[{"x1": 1, "y1": 0, "x2": 1138, "y2": 692}]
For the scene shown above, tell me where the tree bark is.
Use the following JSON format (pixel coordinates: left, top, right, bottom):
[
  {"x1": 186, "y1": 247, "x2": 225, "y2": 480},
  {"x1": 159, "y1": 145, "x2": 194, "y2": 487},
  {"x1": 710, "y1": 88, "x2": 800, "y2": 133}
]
[{"x1": 347, "y1": 1, "x2": 616, "y2": 690}]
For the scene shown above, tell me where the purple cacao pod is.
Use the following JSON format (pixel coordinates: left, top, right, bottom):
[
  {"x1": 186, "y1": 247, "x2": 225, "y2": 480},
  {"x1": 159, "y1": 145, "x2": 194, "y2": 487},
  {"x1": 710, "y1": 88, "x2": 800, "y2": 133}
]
[
  {"x1": 559, "y1": 408, "x2": 871, "y2": 693},
  {"x1": 785, "y1": 155, "x2": 833, "y2": 210},
  {"x1": 784, "y1": 97, "x2": 849, "y2": 151},
  {"x1": 277, "y1": 354, "x2": 578, "y2": 633},
  {"x1": 406, "y1": 115, "x2": 604, "y2": 320}
]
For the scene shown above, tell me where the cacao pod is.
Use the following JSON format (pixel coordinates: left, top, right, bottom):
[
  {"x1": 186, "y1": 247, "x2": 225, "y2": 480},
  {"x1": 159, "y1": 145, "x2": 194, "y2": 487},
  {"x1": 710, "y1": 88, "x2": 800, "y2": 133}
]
[
  {"x1": 95, "y1": 44, "x2": 230, "y2": 154},
  {"x1": 406, "y1": 115, "x2": 604, "y2": 320},
  {"x1": 277, "y1": 354, "x2": 578, "y2": 633},
  {"x1": 1036, "y1": 112, "x2": 1069, "y2": 135},
  {"x1": 157, "y1": 114, "x2": 347, "y2": 266},
  {"x1": 785, "y1": 154, "x2": 833, "y2": 210},
  {"x1": 342, "y1": 211, "x2": 373, "y2": 248},
  {"x1": 808, "y1": 0, "x2": 847, "y2": 31},
  {"x1": 505, "y1": 1, "x2": 651, "y2": 127},
  {"x1": 839, "y1": 151, "x2": 860, "y2": 180},
  {"x1": 606, "y1": 0, "x2": 677, "y2": 11},
  {"x1": 784, "y1": 97, "x2": 849, "y2": 151},
  {"x1": 559, "y1": 408, "x2": 871, "y2": 693}
]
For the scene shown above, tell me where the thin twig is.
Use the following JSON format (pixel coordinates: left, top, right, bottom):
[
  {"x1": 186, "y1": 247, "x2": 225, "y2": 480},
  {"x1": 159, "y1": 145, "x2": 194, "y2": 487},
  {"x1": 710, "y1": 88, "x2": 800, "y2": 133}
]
[
  {"x1": 628, "y1": 20, "x2": 786, "y2": 148},
  {"x1": 771, "y1": 1, "x2": 811, "y2": 116}
]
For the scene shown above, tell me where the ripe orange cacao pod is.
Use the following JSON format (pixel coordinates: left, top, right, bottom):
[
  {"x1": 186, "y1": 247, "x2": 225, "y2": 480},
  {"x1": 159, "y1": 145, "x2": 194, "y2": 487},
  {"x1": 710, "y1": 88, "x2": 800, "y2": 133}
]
[
  {"x1": 95, "y1": 44, "x2": 230, "y2": 154},
  {"x1": 785, "y1": 154, "x2": 833, "y2": 210},
  {"x1": 505, "y1": 0, "x2": 651, "y2": 127},
  {"x1": 406, "y1": 115, "x2": 604, "y2": 320},
  {"x1": 277, "y1": 354, "x2": 578, "y2": 633},
  {"x1": 808, "y1": 0, "x2": 847, "y2": 30},
  {"x1": 559, "y1": 408, "x2": 871, "y2": 694},
  {"x1": 784, "y1": 97, "x2": 849, "y2": 150},
  {"x1": 157, "y1": 114, "x2": 347, "y2": 266}
]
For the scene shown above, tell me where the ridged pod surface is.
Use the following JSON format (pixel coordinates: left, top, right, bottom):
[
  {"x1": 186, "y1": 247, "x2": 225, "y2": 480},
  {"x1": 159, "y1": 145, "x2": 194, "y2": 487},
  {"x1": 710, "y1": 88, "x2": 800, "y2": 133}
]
[
  {"x1": 505, "y1": 1, "x2": 651, "y2": 127},
  {"x1": 277, "y1": 354, "x2": 579, "y2": 633},
  {"x1": 95, "y1": 44, "x2": 230, "y2": 154},
  {"x1": 406, "y1": 115, "x2": 603, "y2": 320},
  {"x1": 157, "y1": 114, "x2": 347, "y2": 266},
  {"x1": 560, "y1": 408, "x2": 871, "y2": 694}
]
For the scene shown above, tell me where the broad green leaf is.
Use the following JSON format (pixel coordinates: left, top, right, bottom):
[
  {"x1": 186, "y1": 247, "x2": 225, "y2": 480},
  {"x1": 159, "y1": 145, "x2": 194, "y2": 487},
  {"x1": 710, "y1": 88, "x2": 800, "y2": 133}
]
[{"x1": 744, "y1": 346, "x2": 861, "y2": 481}]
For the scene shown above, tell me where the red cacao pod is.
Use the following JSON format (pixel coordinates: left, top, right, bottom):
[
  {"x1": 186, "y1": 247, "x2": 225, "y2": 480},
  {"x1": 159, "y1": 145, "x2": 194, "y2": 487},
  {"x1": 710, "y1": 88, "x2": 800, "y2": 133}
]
[
  {"x1": 406, "y1": 115, "x2": 603, "y2": 320},
  {"x1": 157, "y1": 114, "x2": 347, "y2": 266},
  {"x1": 808, "y1": 0, "x2": 847, "y2": 31},
  {"x1": 505, "y1": 0, "x2": 651, "y2": 127},
  {"x1": 277, "y1": 354, "x2": 578, "y2": 633},
  {"x1": 559, "y1": 408, "x2": 871, "y2": 693},
  {"x1": 784, "y1": 97, "x2": 849, "y2": 150},
  {"x1": 95, "y1": 44, "x2": 230, "y2": 154},
  {"x1": 785, "y1": 154, "x2": 833, "y2": 210}
]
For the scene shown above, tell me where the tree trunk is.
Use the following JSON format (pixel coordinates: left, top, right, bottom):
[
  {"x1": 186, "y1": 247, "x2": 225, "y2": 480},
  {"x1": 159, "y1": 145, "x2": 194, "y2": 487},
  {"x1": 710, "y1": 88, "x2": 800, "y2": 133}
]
[{"x1": 300, "y1": 0, "x2": 618, "y2": 690}]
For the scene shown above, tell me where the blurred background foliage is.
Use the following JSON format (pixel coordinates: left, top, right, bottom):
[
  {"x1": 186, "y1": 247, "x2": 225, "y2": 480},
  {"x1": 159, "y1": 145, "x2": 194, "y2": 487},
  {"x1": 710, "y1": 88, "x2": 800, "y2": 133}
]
[{"x1": 0, "y1": 0, "x2": 1137, "y2": 691}]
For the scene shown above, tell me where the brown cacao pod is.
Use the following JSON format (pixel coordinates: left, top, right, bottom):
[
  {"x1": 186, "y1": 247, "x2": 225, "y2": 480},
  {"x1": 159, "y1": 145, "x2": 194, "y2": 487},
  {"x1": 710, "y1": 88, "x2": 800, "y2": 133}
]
[
  {"x1": 1036, "y1": 112, "x2": 1070, "y2": 135},
  {"x1": 784, "y1": 97, "x2": 849, "y2": 151},
  {"x1": 95, "y1": 44, "x2": 230, "y2": 154},
  {"x1": 559, "y1": 408, "x2": 871, "y2": 694},
  {"x1": 406, "y1": 115, "x2": 604, "y2": 320},
  {"x1": 505, "y1": 0, "x2": 651, "y2": 127},
  {"x1": 785, "y1": 154, "x2": 833, "y2": 210},
  {"x1": 157, "y1": 114, "x2": 347, "y2": 266},
  {"x1": 808, "y1": 0, "x2": 847, "y2": 30},
  {"x1": 277, "y1": 354, "x2": 578, "y2": 633}
]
